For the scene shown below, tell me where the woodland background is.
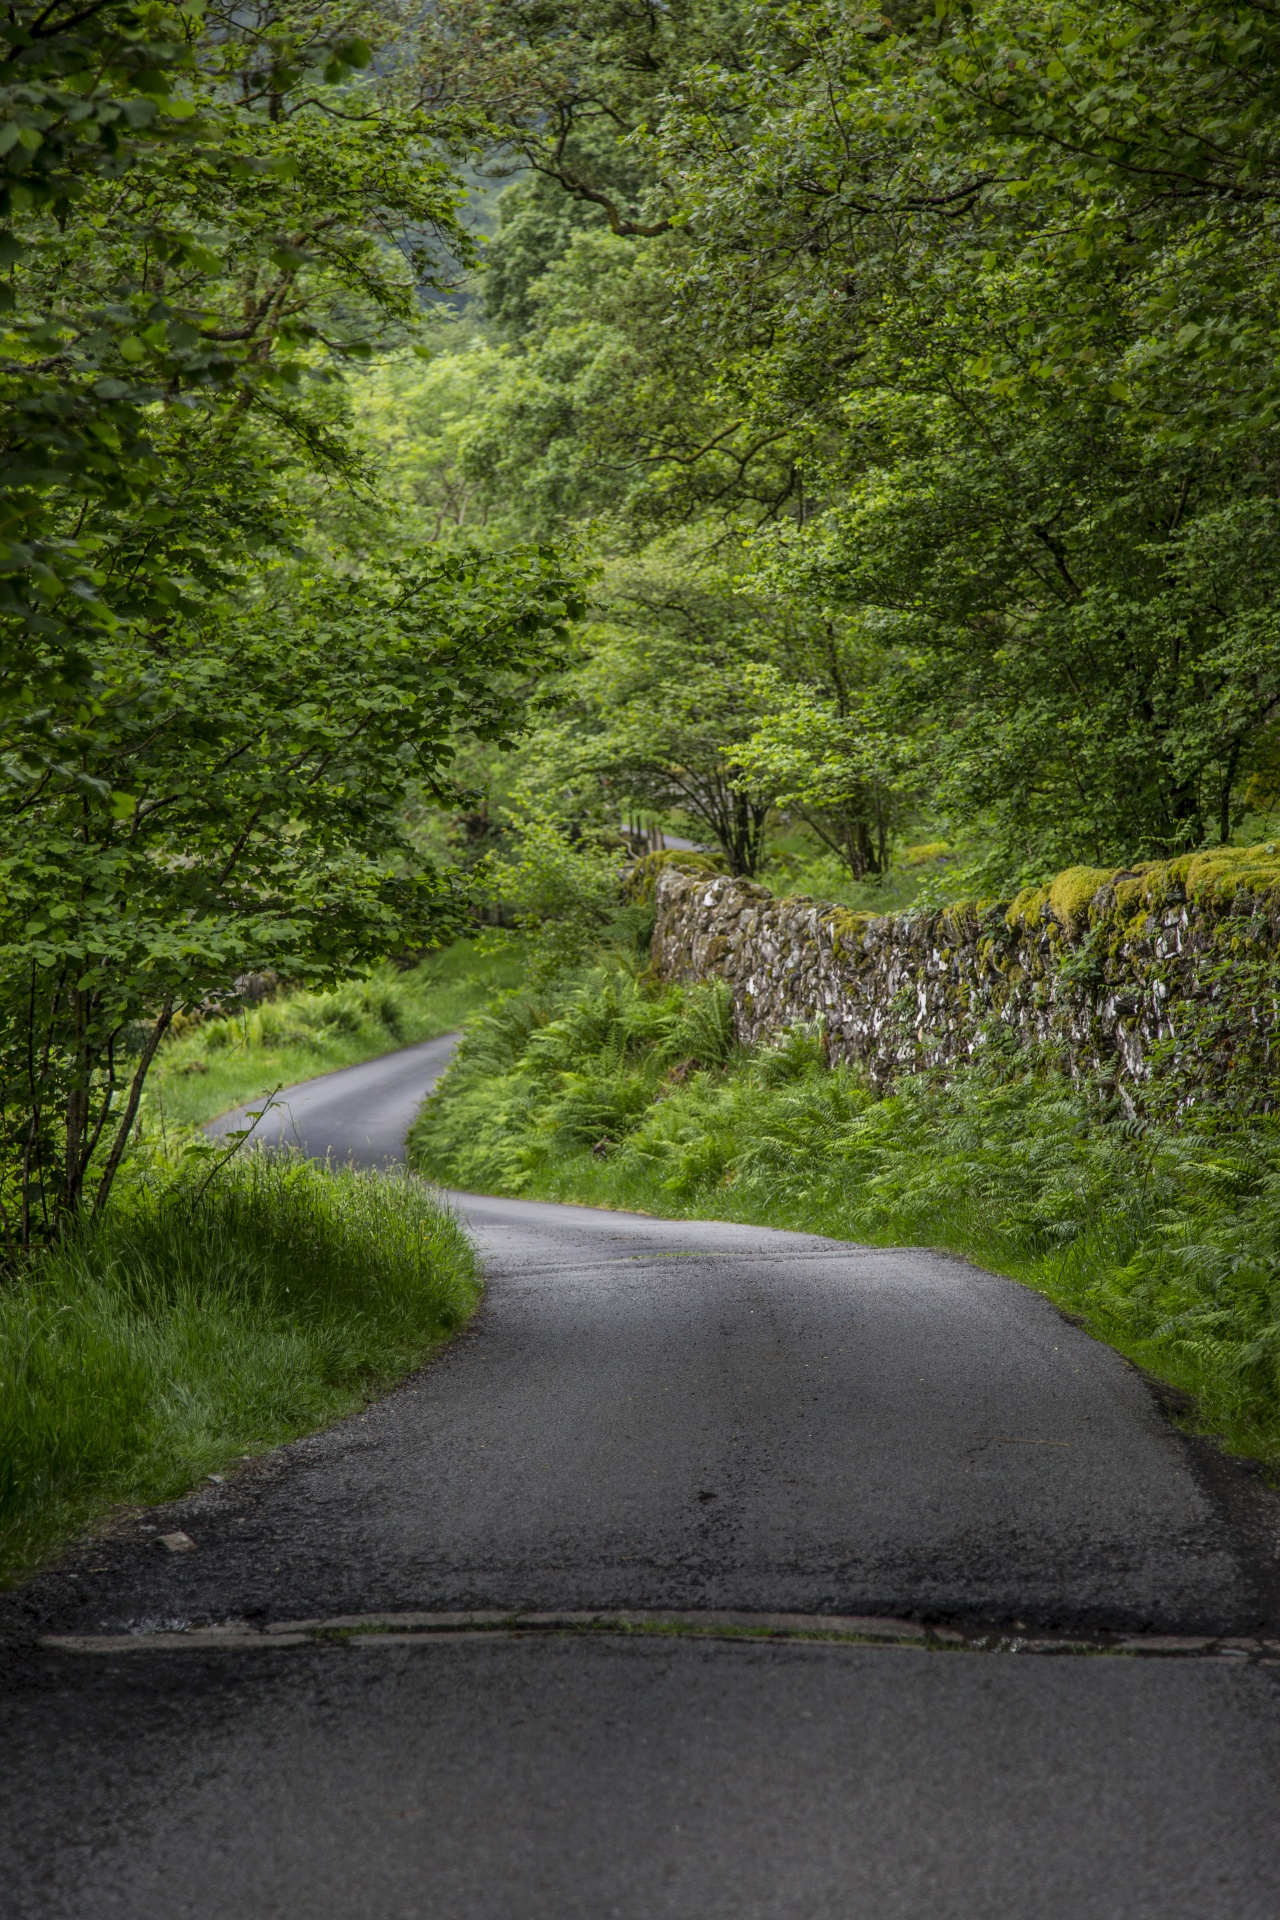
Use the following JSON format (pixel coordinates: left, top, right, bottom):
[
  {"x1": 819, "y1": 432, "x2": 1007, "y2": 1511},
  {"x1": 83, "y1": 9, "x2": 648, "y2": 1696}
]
[
  {"x1": 7, "y1": 0, "x2": 1280, "y2": 1242},
  {"x1": 11, "y1": 2, "x2": 1280, "y2": 1573}
]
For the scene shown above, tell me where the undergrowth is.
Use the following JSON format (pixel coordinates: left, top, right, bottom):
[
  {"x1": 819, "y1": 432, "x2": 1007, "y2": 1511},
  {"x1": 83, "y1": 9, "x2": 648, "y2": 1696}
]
[
  {"x1": 0, "y1": 1153, "x2": 479, "y2": 1586},
  {"x1": 148, "y1": 938, "x2": 527, "y2": 1131},
  {"x1": 409, "y1": 962, "x2": 1280, "y2": 1468}
]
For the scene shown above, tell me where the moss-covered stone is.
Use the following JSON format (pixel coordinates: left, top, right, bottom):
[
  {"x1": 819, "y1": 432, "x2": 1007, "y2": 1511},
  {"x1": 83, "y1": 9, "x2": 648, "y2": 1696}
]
[
  {"x1": 1008, "y1": 865, "x2": 1118, "y2": 934},
  {"x1": 623, "y1": 848, "x2": 727, "y2": 903},
  {"x1": 648, "y1": 844, "x2": 1280, "y2": 1108}
]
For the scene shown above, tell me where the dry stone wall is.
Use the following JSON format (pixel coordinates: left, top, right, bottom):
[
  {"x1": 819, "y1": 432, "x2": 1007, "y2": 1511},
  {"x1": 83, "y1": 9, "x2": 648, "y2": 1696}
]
[{"x1": 646, "y1": 848, "x2": 1280, "y2": 1108}]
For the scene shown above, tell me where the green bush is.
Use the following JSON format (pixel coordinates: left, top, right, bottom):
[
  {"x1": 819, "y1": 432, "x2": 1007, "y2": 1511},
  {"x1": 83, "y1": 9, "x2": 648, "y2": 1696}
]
[
  {"x1": 410, "y1": 962, "x2": 1280, "y2": 1467},
  {"x1": 409, "y1": 964, "x2": 737, "y2": 1189},
  {"x1": 0, "y1": 1154, "x2": 479, "y2": 1587},
  {"x1": 480, "y1": 809, "x2": 660, "y2": 984}
]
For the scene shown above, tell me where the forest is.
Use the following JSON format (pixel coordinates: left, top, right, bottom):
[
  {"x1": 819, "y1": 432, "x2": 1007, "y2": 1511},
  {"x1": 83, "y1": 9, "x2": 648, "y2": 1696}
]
[
  {"x1": 6, "y1": 0, "x2": 1280, "y2": 1570},
  {"x1": 385, "y1": 0, "x2": 1280, "y2": 908}
]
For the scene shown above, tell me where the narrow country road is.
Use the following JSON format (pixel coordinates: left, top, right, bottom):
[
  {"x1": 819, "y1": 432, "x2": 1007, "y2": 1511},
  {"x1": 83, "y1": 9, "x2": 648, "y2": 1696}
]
[
  {"x1": 4, "y1": 1039, "x2": 1280, "y2": 1916},
  {"x1": 205, "y1": 1030, "x2": 462, "y2": 1168}
]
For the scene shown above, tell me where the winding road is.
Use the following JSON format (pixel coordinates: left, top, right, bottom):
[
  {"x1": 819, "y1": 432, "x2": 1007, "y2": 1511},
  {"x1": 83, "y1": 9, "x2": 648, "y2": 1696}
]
[{"x1": 4, "y1": 1036, "x2": 1280, "y2": 1916}]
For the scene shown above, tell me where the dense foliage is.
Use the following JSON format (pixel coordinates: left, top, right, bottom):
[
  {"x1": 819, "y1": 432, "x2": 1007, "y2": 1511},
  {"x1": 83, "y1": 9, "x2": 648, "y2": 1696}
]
[
  {"x1": 3, "y1": 543, "x2": 581, "y2": 1241},
  {"x1": 8, "y1": 0, "x2": 1280, "y2": 1244},
  {"x1": 405, "y1": 0, "x2": 1280, "y2": 895},
  {"x1": 2, "y1": 0, "x2": 457, "y2": 752},
  {"x1": 647, "y1": 0, "x2": 1280, "y2": 883},
  {"x1": 0, "y1": 2, "x2": 586, "y2": 1242}
]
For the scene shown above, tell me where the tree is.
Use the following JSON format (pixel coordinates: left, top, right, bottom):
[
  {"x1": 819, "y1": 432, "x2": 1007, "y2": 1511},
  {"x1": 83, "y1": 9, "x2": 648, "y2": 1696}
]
[
  {"x1": 412, "y1": 0, "x2": 752, "y2": 238},
  {"x1": 0, "y1": 544, "x2": 585, "y2": 1247},
  {"x1": 523, "y1": 541, "x2": 777, "y2": 874},
  {"x1": 459, "y1": 227, "x2": 803, "y2": 537},
  {"x1": 750, "y1": 356, "x2": 1280, "y2": 885},
  {"x1": 339, "y1": 336, "x2": 522, "y2": 551},
  {"x1": 0, "y1": 2, "x2": 597, "y2": 1247},
  {"x1": 643, "y1": 2, "x2": 1280, "y2": 884},
  {"x1": 930, "y1": 0, "x2": 1280, "y2": 443},
  {"x1": 0, "y1": 0, "x2": 204, "y2": 760},
  {"x1": 1, "y1": 0, "x2": 470, "y2": 779},
  {"x1": 734, "y1": 668, "x2": 902, "y2": 883}
]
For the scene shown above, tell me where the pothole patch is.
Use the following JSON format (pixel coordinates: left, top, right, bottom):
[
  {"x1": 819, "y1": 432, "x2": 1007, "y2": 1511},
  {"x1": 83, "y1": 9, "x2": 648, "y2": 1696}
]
[{"x1": 33, "y1": 1609, "x2": 1280, "y2": 1662}]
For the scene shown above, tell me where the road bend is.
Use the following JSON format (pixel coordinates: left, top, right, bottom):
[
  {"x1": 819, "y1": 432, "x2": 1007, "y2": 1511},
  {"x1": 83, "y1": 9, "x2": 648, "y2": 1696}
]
[{"x1": 3, "y1": 1036, "x2": 1280, "y2": 1917}]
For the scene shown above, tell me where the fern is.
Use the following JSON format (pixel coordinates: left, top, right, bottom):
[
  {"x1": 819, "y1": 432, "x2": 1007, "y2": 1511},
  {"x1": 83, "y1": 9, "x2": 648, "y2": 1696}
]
[{"x1": 408, "y1": 957, "x2": 1280, "y2": 1465}]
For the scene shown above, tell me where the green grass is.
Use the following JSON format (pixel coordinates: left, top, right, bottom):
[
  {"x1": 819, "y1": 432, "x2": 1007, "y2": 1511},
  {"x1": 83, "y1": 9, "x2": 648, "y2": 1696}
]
[
  {"x1": 0, "y1": 1153, "x2": 479, "y2": 1587},
  {"x1": 148, "y1": 938, "x2": 527, "y2": 1132},
  {"x1": 409, "y1": 961, "x2": 1280, "y2": 1472}
]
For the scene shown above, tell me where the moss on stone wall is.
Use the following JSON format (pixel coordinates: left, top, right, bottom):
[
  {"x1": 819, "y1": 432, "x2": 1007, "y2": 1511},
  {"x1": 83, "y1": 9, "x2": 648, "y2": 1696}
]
[
  {"x1": 1008, "y1": 866, "x2": 1119, "y2": 935},
  {"x1": 1007, "y1": 846, "x2": 1280, "y2": 935},
  {"x1": 624, "y1": 848, "x2": 727, "y2": 904},
  {"x1": 647, "y1": 844, "x2": 1280, "y2": 1111}
]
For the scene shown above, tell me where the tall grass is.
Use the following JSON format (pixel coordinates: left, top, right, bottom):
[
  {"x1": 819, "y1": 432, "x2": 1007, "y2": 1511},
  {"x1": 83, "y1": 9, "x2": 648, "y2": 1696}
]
[
  {"x1": 0, "y1": 1153, "x2": 478, "y2": 1586},
  {"x1": 409, "y1": 963, "x2": 1280, "y2": 1468},
  {"x1": 148, "y1": 939, "x2": 527, "y2": 1132}
]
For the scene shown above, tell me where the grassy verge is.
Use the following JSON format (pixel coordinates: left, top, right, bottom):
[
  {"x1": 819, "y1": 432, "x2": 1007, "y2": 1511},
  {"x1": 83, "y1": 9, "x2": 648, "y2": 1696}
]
[
  {"x1": 148, "y1": 938, "x2": 526, "y2": 1132},
  {"x1": 0, "y1": 1154, "x2": 479, "y2": 1587},
  {"x1": 408, "y1": 962, "x2": 1280, "y2": 1470}
]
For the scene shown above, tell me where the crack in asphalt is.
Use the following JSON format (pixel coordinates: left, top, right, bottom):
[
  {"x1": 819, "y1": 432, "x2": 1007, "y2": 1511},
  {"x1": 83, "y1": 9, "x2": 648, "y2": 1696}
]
[{"x1": 36, "y1": 1608, "x2": 1280, "y2": 1663}]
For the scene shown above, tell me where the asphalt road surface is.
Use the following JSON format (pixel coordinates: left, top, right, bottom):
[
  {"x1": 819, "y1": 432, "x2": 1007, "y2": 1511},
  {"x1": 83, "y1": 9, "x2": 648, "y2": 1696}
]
[
  {"x1": 4, "y1": 1038, "x2": 1280, "y2": 1918},
  {"x1": 205, "y1": 1031, "x2": 462, "y2": 1168}
]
